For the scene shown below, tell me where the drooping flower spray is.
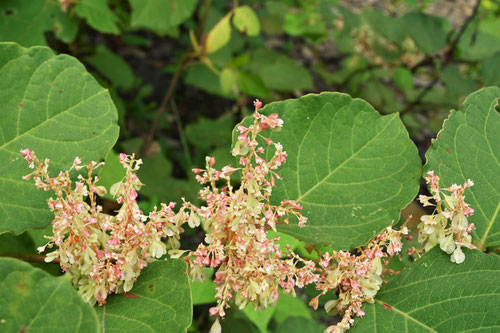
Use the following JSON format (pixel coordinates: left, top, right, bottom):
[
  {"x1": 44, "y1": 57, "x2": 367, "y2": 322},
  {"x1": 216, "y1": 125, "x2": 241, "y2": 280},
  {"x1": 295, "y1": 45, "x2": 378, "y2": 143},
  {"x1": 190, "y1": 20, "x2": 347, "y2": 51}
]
[
  {"x1": 178, "y1": 101, "x2": 318, "y2": 331},
  {"x1": 22, "y1": 150, "x2": 186, "y2": 305}
]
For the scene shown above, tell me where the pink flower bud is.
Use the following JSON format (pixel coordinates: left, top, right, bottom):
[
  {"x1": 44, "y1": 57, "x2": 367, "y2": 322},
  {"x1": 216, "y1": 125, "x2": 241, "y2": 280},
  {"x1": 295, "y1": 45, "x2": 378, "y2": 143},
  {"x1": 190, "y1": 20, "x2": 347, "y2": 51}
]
[
  {"x1": 108, "y1": 237, "x2": 120, "y2": 246},
  {"x1": 254, "y1": 99, "x2": 263, "y2": 111},
  {"x1": 128, "y1": 189, "x2": 138, "y2": 201},
  {"x1": 20, "y1": 148, "x2": 34, "y2": 163}
]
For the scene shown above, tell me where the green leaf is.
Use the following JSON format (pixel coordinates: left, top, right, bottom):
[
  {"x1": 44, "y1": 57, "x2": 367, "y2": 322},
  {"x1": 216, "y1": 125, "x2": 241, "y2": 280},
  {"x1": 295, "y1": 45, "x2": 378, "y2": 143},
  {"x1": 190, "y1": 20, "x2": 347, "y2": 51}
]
[
  {"x1": 184, "y1": 63, "x2": 236, "y2": 98},
  {"x1": 233, "y1": 93, "x2": 421, "y2": 249},
  {"x1": 0, "y1": 42, "x2": 119, "y2": 235},
  {"x1": 0, "y1": 257, "x2": 100, "y2": 332},
  {"x1": 425, "y1": 87, "x2": 500, "y2": 250},
  {"x1": 0, "y1": 0, "x2": 78, "y2": 47},
  {"x1": 482, "y1": 51, "x2": 500, "y2": 86},
  {"x1": 351, "y1": 248, "x2": 500, "y2": 332},
  {"x1": 394, "y1": 67, "x2": 413, "y2": 92},
  {"x1": 96, "y1": 259, "x2": 192, "y2": 333},
  {"x1": 191, "y1": 269, "x2": 217, "y2": 305},
  {"x1": 86, "y1": 45, "x2": 135, "y2": 90},
  {"x1": 0, "y1": 232, "x2": 35, "y2": 255},
  {"x1": 276, "y1": 317, "x2": 326, "y2": 333},
  {"x1": 233, "y1": 6, "x2": 260, "y2": 36},
  {"x1": 185, "y1": 116, "x2": 235, "y2": 150},
  {"x1": 246, "y1": 49, "x2": 313, "y2": 92},
  {"x1": 74, "y1": 0, "x2": 120, "y2": 34},
  {"x1": 220, "y1": 67, "x2": 238, "y2": 95},
  {"x1": 206, "y1": 14, "x2": 232, "y2": 54},
  {"x1": 97, "y1": 150, "x2": 126, "y2": 200},
  {"x1": 457, "y1": 27, "x2": 500, "y2": 61},
  {"x1": 401, "y1": 12, "x2": 449, "y2": 55},
  {"x1": 237, "y1": 71, "x2": 270, "y2": 99},
  {"x1": 363, "y1": 10, "x2": 405, "y2": 44},
  {"x1": 129, "y1": 0, "x2": 197, "y2": 35},
  {"x1": 242, "y1": 303, "x2": 276, "y2": 333},
  {"x1": 440, "y1": 65, "x2": 476, "y2": 99},
  {"x1": 274, "y1": 292, "x2": 312, "y2": 324},
  {"x1": 137, "y1": 153, "x2": 199, "y2": 204}
]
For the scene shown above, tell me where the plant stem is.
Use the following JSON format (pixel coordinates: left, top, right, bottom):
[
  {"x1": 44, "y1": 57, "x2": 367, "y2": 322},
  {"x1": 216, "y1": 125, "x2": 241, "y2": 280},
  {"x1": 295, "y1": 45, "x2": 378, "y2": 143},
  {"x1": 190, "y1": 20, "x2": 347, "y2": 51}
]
[
  {"x1": 140, "y1": 53, "x2": 191, "y2": 156},
  {"x1": 1, "y1": 254, "x2": 60, "y2": 264},
  {"x1": 170, "y1": 99, "x2": 193, "y2": 173}
]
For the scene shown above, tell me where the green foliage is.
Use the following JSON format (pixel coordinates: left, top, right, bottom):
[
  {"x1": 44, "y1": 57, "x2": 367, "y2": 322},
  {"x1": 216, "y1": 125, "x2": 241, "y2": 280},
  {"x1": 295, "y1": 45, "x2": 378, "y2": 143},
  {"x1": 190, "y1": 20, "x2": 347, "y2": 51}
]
[
  {"x1": 351, "y1": 248, "x2": 500, "y2": 332},
  {"x1": 129, "y1": 0, "x2": 197, "y2": 35},
  {"x1": 1, "y1": 1, "x2": 500, "y2": 332},
  {"x1": 86, "y1": 46, "x2": 135, "y2": 90},
  {"x1": 0, "y1": 257, "x2": 100, "y2": 332},
  {"x1": 402, "y1": 12, "x2": 449, "y2": 55},
  {"x1": 276, "y1": 317, "x2": 326, "y2": 333},
  {"x1": 0, "y1": 42, "x2": 118, "y2": 235},
  {"x1": 246, "y1": 50, "x2": 314, "y2": 92},
  {"x1": 425, "y1": 87, "x2": 500, "y2": 250},
  {"x1": 206, "y1": 13, "x2": 233, "y2": 54},
  {"x1": 233, "y1": 6, "x2": 261, "y2": 36},
  {"x1": 96, "y1": 260, "x2": 192, "y2": 333},
  {"x1": 74, "y1": 0, "x2": 120, "y2": 34},
  {"x1": 0, "y1": 0, "x2": 77, "y2": 47},
  {"x1": 234, "y1": 92, "x2": 421, "y2": 249}
]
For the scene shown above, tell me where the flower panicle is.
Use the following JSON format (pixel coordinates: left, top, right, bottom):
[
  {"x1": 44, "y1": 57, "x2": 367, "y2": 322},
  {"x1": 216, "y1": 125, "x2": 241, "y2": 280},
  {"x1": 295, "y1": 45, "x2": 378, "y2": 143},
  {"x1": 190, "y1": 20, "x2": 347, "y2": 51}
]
[
  {"x1": 181, "y1": 100, "x2": 313, "y2": 329},
  {"x1": 21, "y1": 149, "x2": 186, "y2": 305},
  {"x1": 313, "y1": 226, "x2": 408, "y2": 333},
  {"x1": 417, "y1": 171, "x2": 475, "y2": 264}
]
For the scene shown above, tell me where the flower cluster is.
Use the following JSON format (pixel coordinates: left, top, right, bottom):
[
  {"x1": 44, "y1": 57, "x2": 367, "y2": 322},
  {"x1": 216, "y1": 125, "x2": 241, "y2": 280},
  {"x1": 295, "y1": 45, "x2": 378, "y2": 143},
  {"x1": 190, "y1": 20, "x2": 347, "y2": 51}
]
[
  {"x1": 22, "y1": 149, "x2": 185, "y2": 305},
  {"x1": 181, "y1": 101, "x2": 317, "y2": 332},
  {"x1": 312, "y1": 226, "x2": 408, "y2": 333},
  {"x1": 417, "y1": 171, "x2": 475, "y2": 264}
]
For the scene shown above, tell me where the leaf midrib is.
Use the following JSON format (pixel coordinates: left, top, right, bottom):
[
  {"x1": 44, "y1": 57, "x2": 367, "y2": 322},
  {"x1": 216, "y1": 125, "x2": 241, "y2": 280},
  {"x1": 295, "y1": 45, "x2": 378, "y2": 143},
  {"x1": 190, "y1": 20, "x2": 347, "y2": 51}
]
[{"x1": 296, "y1": 114, "x2": 395, "y2": 202}]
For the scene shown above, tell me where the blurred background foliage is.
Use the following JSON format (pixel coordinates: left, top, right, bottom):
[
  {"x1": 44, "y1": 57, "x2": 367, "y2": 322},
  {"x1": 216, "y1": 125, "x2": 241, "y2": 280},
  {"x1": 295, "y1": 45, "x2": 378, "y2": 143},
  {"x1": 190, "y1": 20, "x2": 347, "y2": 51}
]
[{"x1": 0, "y1": 0, "x2": 499, "y2": 331}]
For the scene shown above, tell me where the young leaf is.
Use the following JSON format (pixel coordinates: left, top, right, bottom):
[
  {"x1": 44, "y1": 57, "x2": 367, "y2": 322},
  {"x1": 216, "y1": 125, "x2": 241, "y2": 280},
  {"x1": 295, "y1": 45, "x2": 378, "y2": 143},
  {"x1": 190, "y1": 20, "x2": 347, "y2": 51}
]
[
  {"x1": 0, "y1": 42, "x2": 119, "y2": 235},
  {"x1": 129, "y1": 0, "x2": 197, "y2": 35},
  {"x1": 0, "y1": 0, "x2": 78, "y2": 47},
  {"x1": 96, "y1": 259, "x2": 192, "y2": 333},
  {"x1": 74, "y1": 0, "x2": 120, "y2": 34},
  {"x1": 233, "y1": 6, "x2": 260, "y2": 36},
  {"x1": 425, "y1": 87, "x2": 500, "y2": 250},
  {"x1": 233, "y1": 93, "x2": 421, "y2": 249},
  {"x1": 0, "y1": 258, "x2": 100, "y2": 332},
  {"x1": 206, "y1": 14, "x2": 233, "y2": 54},
  {"x1": 351, "y1": 248, "x2": 500, "y2": 332}
]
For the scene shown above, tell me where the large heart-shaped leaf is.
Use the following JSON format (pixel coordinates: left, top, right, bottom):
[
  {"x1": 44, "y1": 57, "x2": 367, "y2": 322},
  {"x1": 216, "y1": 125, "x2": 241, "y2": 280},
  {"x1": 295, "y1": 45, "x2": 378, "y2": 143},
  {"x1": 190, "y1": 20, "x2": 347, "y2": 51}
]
[
  {"x1": 96, "y1": 259, "x2": 192, "y2": 333},
  {"x1": 351, "y1": 248, "x2": 500, "y2": 332},
  {"x1": 0, "y1": 258, "x2": 100, "y2": 332},
  {"x1": 425, "y1": 87, "x2": 500, "y2": 250},
  {"x1": 233, "y1": 93, "x2": 421, "y2": 249},
  {"x1": 0, "y1": 42, "x2": 119, "y2": 235},
  {"x1": 0, "y1": 0, "x2": 78, "y2": 47}
]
